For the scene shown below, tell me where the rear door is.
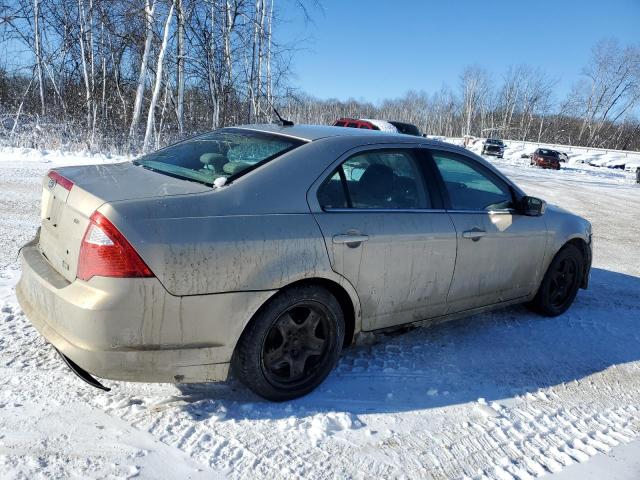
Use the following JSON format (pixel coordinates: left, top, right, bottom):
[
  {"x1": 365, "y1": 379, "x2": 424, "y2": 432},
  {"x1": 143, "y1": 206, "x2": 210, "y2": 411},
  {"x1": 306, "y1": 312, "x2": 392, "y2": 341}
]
[
  {"x1": 310, "y1": 146, "x2": 457, "y2": 331},
  {"x1": 429, "y1": 149, "x2": 548, "y2": 313}
]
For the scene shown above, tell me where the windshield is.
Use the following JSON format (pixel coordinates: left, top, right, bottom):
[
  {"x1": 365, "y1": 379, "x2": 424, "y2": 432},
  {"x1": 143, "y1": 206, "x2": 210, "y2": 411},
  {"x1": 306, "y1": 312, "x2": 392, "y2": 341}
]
[
  {"x1": 487, "y1": 139, "x2": 503, "y2": 145},
  {"x1": 133, "y1": 128, "x2": 304, "y2": 186}
]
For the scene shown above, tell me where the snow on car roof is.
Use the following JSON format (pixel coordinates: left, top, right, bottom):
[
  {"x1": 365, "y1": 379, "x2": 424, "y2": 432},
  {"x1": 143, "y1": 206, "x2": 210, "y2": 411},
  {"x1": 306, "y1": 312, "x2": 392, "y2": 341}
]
[{"x1": 359, "y1": 119, "x2": 399, "y2": 133}]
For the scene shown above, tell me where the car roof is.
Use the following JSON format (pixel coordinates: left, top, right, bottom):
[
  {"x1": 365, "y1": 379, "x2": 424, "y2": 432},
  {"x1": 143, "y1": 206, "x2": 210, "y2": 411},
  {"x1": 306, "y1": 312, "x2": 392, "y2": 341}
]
[
  {"x1": 232, "y1": 123, "x2": 481, "y2": 155},
  {"x1": 224, "y1": 124, "x2": 525, "y2": 199},
  {"x1": 233, "y1": 123, "x2": 430, "y2": 143}
]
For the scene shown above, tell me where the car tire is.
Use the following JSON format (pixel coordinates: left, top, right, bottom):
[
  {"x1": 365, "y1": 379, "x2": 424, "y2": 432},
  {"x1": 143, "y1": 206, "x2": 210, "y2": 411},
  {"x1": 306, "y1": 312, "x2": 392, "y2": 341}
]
[
  {"x1": 231, "y1": 284, "x2": 345, "y2": 401},
  {"x1": 528, "y1": 244, "x2": 584, "y2": 317}
]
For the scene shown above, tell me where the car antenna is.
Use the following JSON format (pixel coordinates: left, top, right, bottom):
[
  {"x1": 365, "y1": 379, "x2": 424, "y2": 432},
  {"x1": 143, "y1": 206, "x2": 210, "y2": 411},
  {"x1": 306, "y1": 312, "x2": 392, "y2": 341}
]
[{"x1": 272, "y1": 106, "x2": 294, "y2": 126}]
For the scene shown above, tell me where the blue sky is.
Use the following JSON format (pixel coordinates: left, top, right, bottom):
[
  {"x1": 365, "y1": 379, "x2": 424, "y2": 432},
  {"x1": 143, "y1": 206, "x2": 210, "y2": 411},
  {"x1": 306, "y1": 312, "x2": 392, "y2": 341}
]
[{"x1": 280, "y1": 0, "x2": 640, "y2": 103}]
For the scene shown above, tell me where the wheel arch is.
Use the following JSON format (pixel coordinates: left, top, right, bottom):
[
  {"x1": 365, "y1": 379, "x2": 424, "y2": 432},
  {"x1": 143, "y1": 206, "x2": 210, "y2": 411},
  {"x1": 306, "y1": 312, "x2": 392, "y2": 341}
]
[
  {"x1": 534, "y1": 234, "x2": 591, "y2": 300},
  {"x1": 282, "y1": 278, "x2": 358, "y2": 348},
  {"x1": 564, "y1": 237, "x2": 591, "y2": 289},
  {"x1": 235, "y1": 277, "x2": 361, "y2": 353}
]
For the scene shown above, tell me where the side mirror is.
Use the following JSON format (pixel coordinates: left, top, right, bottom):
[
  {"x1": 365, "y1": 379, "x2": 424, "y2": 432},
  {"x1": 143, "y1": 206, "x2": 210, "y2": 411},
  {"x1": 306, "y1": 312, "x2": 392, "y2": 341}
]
[{"x1": 520, "y1": 196, "x2": 546, "y2": 216}]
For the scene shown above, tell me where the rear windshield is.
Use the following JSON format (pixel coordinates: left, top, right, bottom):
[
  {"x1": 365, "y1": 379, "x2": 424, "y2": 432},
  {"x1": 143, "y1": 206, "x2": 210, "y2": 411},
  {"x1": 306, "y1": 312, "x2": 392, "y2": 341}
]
[
  {"x1": 538, "y1": 149, "x2": 558, "y2": 157},
  {"x1": 133, "y1": 128, "x2": 304, "y2": 186}
]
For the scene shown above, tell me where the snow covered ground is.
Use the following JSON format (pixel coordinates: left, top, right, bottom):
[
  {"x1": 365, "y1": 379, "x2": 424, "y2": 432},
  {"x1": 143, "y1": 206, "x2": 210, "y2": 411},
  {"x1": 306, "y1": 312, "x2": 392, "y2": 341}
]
[{"x1": 0, "y1": 144, "x2": 639, "y2": 479}]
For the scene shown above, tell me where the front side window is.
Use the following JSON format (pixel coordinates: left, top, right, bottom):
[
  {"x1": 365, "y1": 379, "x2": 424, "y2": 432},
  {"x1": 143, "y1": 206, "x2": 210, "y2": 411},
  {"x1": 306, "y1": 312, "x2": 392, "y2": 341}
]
[
  {"x1": 318, "y1": 149, "x2": 430, "y2": 209},
  {"x1": 133, "y1": 129, "x2": 303, "y2": 186},
  {"x1": 432, "y1": 151, "x2": 513, "y2": 211}
]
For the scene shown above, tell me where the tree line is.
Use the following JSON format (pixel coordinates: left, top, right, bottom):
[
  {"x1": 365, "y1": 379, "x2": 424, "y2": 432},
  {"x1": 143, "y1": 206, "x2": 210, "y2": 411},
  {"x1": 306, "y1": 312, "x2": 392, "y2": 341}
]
[
  {"x1": 0, "y1": 0, "x2": 297, "y2": 152},
  {"x1": 287, "y1": 40, "x2": 640, "y2": 151},
  {"x1": 0, "y1": 0, "x2": 639, "y2": 154}
]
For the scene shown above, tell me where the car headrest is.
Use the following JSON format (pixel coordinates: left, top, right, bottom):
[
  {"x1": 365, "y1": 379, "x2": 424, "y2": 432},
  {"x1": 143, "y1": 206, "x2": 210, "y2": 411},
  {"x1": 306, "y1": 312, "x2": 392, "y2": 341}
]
[
  {"x1": 223, "y1": 162, "x2": 252, "y2": 175},
  {"x1": 200, "y1": 153, "x2": 225, "y2": 165},
  {"x1": 359, "y1": 164, "x2": 393, "y2": 199}
]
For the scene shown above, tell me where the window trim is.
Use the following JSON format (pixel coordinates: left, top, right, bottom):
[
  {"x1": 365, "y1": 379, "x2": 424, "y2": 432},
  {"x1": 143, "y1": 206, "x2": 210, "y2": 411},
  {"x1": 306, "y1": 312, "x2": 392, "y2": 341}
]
[
  {"x1": 336, "y1": 166, "x2": 352, "y2": 208},
  {"x1": 426, "y1": 149, "x2": 517, "y2": 213}
]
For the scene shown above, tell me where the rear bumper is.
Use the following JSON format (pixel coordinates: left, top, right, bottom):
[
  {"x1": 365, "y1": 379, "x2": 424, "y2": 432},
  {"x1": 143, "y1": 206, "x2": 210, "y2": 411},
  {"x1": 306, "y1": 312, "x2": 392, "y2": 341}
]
[
  {"x1": 16, "y1": 240, "x2": 275, "y2": 383},
  {"x1": 483, "y1": 150, "x2": 503, "y2": 157},
  {"x1": 535, "y1": 159, "x2": 560, "y2": 169}
]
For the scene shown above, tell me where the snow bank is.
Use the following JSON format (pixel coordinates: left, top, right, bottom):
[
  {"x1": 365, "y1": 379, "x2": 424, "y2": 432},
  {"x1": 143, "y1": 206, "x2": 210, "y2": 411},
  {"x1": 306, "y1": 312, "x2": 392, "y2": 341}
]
[{"x1": 0, "y1": 146, "x2": 128, "y2": 166}]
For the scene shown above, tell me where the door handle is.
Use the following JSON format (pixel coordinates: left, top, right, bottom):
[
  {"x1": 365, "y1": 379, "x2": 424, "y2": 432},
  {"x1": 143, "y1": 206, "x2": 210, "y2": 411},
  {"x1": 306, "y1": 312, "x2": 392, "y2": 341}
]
[
  {"x1": 462, "y1": 228, "x2": 487, "y2": 241},
  {"x1": 333, "y1": 233, "x2": 369, "y2": 246}
]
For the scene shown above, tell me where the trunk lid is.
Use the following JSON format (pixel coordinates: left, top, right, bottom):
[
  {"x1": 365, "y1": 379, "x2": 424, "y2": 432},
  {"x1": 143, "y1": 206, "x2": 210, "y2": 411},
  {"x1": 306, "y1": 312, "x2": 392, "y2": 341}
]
[{"x1": 39, "y1": 162, "x2": 211, "y2": 282}]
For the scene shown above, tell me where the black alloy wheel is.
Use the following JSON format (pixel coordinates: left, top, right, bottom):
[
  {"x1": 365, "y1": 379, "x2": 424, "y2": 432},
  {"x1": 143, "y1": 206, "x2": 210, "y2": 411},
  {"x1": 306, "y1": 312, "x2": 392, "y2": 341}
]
[
  {"x1": 232, "y1": 285, "x2": 344, "y2": 401},
  {"x1": 528, "y1": 244, "x2": 584, "y2": 316},
  {"x1": 546, "y1": 256, "x2": 579, "y2": 310},
  {"x1": 262, "y1": 302, "x2": 332, "y2": 386}
]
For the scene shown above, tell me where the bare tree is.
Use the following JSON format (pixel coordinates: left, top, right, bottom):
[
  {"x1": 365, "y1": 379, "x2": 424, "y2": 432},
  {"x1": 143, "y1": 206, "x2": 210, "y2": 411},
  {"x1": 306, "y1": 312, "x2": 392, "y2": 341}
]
[
  {"x1": 129, "y1": 0, "x2": 156, "y2": 141},
  {"x1": 570, "y1": 40, "x2": 640, "y2": 146},
  {"x1": 460, "y1": 66, "x2": 490, "y2": 136},
  {"x1": 175, "y1": 0, "x2": 185, "y2": 134},
  {"x1": 1, "y1": 3, "x2": 638, "y2": 154},
  {"x1": 33, "y1": 0, "x2": 44, "y2": 115},
  {"x1": 143, "y1": 0, "x2": 175, "y2": 152}
]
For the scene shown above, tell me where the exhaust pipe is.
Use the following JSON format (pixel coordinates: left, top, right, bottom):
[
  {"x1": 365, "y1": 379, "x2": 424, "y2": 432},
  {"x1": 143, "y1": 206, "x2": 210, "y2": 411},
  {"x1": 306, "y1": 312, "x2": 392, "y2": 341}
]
[{"x1": 55, "y1": 348, "x2": 111, "y2": 392}]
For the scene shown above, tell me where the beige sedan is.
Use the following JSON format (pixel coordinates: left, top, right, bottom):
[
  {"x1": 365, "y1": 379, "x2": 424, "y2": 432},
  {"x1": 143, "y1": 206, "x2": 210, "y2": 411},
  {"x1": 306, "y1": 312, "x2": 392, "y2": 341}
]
[{"x1": 17, "y1": 124, "x2": 592, "y2": 400}]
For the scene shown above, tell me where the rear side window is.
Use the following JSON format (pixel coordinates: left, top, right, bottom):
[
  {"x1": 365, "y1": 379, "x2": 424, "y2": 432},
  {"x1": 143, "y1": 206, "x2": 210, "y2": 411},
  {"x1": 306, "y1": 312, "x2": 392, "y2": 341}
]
[
  {"x1": 317, "y1": 171, "x2": 348, "y2": 209},
  {"x1": 318, "y1": 149, "x2": 430, "y2": 210},
  {"x1": 431, "y1": 151, "x2": 513, "y2": 211}
]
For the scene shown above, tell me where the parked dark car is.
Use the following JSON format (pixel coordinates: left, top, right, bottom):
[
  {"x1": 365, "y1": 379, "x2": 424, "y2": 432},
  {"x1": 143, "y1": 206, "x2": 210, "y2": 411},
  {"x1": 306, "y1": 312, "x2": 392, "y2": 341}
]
[
  {"x1": 388, "y1": 121, "x2": 421, "y2": 136},
  {"x1": 481, "y1": 139, "x2": 505, "y2": 158},
  {"x1": 531, "y1": 148, "x2": 561, "y2": 170}
]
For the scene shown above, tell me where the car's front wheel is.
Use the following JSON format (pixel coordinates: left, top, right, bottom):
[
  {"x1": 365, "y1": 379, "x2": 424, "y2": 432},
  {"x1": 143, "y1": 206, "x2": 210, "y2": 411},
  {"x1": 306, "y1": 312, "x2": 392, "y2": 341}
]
[
  {"x1": 231, "y1": 285, "x2": 345, "y2": 401},
  {"x1": 528, "y1": 244, "x2": 584, "y2": 316}
]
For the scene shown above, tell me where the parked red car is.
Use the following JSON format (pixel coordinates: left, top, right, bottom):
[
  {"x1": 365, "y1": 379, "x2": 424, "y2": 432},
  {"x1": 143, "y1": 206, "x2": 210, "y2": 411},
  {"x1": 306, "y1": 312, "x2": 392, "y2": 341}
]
[
  {"x1": 531, "y1": 148, "x2": 561, "y2": 170},
  {"x1": 333, "y1": 118, "x2": 381, "y2": 130}
]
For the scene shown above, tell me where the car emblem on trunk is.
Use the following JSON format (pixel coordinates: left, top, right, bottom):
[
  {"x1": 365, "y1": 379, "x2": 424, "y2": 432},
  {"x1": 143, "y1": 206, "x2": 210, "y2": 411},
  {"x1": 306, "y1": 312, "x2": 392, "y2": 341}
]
[{"x1": 48, "y1": 178, "x2": 56, "y2": 189}]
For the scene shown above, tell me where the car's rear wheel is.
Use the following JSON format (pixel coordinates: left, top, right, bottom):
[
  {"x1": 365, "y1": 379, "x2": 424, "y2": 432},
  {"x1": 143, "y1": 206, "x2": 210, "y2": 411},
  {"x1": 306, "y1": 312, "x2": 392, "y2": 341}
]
[
  {"x1": 528, "y1": 244, "x2": 584, "y2": 316},
  {"x1": 231, "y1": 285, "x2": 344, "y2": 401}
]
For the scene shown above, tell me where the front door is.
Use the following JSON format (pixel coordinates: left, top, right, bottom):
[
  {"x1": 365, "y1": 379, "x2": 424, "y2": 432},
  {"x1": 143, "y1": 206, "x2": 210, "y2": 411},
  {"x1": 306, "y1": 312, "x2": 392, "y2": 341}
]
[
  {"x1": 430, "y1": 150, "x2": 548, "y2": 313},
  {"x1": 312, "y1": 147, "x2": 457, "y2": 330}
]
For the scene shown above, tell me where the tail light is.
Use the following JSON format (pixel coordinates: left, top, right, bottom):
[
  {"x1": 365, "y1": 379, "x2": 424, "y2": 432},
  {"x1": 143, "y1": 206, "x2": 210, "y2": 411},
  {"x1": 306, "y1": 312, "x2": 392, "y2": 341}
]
[
  {"x1": 48, "y1": 170, "x2": 74, "y2": 191},
  {"x1": 77, "y1": 212, "x2": 154, "y2": 281}
]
